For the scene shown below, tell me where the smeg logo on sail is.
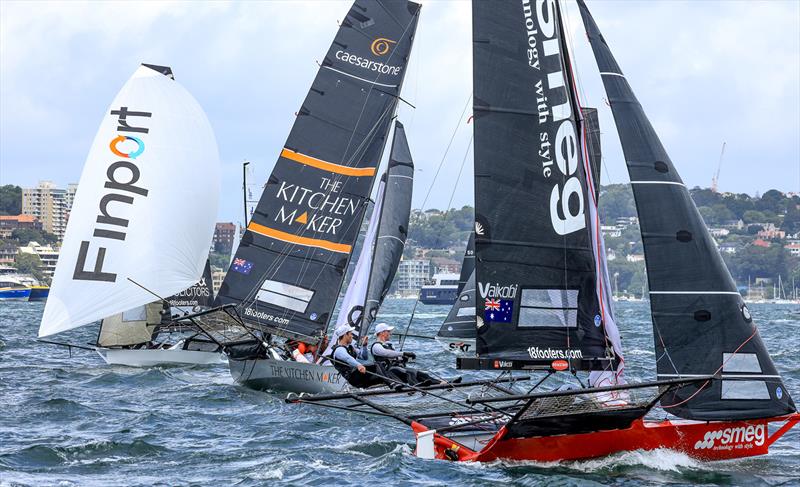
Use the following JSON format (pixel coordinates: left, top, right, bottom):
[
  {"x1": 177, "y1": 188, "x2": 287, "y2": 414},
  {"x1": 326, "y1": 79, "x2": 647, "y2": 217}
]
[{"x1": 522, "y1": 0, "x2": 586, "y2": 236}]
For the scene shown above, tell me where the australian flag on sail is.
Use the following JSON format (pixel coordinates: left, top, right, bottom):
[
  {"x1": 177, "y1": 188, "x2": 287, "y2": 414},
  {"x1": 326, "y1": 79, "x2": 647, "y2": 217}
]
[
  {"x1": 484, "y1": 298, "x2": 513, "y2": 323},
  {"x1": 231, "y1": 258, "x2": 253, "y2": 275}
]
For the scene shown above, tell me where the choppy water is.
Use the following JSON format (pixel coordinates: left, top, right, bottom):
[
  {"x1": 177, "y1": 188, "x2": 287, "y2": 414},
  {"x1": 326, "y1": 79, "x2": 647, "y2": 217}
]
[{"x1": 1, "y1": 300, "x2": 799, "y2": 486}]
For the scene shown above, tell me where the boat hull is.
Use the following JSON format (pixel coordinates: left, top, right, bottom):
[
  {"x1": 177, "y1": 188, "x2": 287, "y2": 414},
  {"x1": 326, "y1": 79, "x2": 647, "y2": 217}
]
[
  {"x1": 27, "y1": 286, "x2": 49, "y2": 301},
  {"x1": 96, "y1": 348, "x2": 226, "y2": 367},
  {"x1": 412, "y1": 413, "x2": 800, "y2": 462},
  {"x1": 0, "y1": 288, "x2": 31, "y2": 300},
  {"x1": 228, "y1": 357, "x2": 347, "y2": 394}
]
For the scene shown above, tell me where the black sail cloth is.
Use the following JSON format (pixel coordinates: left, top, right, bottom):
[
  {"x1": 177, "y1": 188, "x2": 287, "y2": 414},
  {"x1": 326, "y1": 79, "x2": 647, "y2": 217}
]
[
  {"x1": 457, "y1": 232, "x2": 475, "y2": 295},
  {"x1": 167, "y1": 259, "x2": 214, "y2": 309},
  {"x1": 578, "y1": 0, "x2": 794, "y2": 420},
  {"x1": 362, "y1": 121, "x2": 414, "y2": 334},
  {"x1": 469, "y1": 0, "x2": 613, "y2": 368},
  {"x1": 217, "y1": 0, "x2": 421, "y2": 341}
]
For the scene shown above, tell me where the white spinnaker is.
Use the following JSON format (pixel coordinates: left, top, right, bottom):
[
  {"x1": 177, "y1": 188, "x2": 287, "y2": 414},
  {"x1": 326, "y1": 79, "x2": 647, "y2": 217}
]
[{"x1": 39, "y1": 64, "x2": 220, "y2": 337}]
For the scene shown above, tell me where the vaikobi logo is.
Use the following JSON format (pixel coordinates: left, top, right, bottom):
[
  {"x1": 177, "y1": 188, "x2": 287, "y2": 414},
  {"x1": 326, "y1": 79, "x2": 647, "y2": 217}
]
[
  {"x1": 370, "y1": 37, "x2": 396, "y2": 56},
  {"x1": 694, "y1": 424, "x2": 766, "y2": 450}
]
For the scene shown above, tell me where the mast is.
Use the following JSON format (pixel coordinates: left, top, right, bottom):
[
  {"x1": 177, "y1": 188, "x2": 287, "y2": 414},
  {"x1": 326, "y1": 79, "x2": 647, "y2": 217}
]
[
  {"x1": 578, "y1": 0, "x2": 795, "y2": 420},
  {"x1": 217, "y1": 0, "x2": 421, "y2": 342}
]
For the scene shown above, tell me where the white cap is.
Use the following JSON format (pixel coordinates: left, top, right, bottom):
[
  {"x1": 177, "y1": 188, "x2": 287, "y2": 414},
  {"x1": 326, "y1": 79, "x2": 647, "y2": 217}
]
[
  {"x1": 374, "y1": 323, "x2": 395, "y2": 335},
  {"x1": 334, "y1": 324, "x2": 356, "y2": 337}
]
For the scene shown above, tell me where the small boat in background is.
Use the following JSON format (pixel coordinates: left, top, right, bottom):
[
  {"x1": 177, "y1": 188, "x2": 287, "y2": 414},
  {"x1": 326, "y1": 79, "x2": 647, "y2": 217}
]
[
  {"x1": 27, "y1": 285, "x2": 50, "y2": 301},
  {"x1": 0, "y1": 276, "x2": 31, "y2": 301}
]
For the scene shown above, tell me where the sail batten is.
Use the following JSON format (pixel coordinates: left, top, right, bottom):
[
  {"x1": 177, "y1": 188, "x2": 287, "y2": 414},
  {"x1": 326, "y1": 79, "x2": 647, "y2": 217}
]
[
  {"x1": 578, "y1": 0, "x2": 794, "y2": 419},
  {"x1": 217, "y1": 0, "x2": 420, "y2": 341}
]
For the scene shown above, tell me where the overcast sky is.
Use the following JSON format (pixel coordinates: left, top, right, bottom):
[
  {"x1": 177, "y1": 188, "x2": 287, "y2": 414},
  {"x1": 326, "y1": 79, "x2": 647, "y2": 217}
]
[{"x1": 1, "y1": 0, "x2": 798, "y2": 225}]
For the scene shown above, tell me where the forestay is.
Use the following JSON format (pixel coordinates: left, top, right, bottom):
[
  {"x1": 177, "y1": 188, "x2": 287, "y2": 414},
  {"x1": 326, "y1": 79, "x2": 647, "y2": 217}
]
[
  {"x1": 578, "y1": 0, "x2": 794, "y2": 419},
  {"x1": 469, "y1": 0, "x2": 615, "y2": 369},
  {"x1": 39, "y1": 64, "x2": 220, "y2": 337},
  {"x1": 217, "y1": 0, "x2": 421, "y2": 341}
]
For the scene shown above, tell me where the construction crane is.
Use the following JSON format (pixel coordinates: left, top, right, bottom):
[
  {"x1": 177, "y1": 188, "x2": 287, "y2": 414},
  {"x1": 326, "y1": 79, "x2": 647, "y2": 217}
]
[{"x1": 711, "y1": 142, "x2": 726, "y2": 193}]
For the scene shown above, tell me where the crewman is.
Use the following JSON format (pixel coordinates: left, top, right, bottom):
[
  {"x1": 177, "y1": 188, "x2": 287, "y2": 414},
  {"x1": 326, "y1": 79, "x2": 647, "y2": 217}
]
[
  {"x1": 291, "y1": 341, "x2": 318, "y2": 364},
  {"x1": 328, "y1": 324, "x2": 388, "y2": 388},
  {"x1": 370, "y1": 323, "x2": 457, "y2": 388}
]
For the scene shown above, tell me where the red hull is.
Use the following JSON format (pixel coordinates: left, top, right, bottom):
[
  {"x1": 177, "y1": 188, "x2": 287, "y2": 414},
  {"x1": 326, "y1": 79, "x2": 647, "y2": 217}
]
[{"x1": 412, "y1": 413, "x2": 799, "y2": 462}]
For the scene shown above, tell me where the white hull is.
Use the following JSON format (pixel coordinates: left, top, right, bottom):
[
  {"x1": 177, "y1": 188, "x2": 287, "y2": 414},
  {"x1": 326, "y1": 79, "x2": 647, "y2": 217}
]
[
  {"x1": 228, "y1": 357, "x2": 349, "y2": 394},
  {"x1": 96, "y1": 347, "x2": 226, "y2": 367}
]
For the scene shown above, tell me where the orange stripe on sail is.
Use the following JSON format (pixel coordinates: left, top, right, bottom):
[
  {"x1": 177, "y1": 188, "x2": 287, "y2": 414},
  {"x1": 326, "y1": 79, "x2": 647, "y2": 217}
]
[
  {"x1": 280, "y1": 148, "x2": 376, "y2": 177},
  {"x1": 247, "y1": 222, "x2": 352, "y2": 254}
]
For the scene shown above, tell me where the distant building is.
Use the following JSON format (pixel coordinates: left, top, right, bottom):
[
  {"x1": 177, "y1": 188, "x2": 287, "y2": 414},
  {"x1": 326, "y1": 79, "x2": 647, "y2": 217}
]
[
  {"x1": 430, "y1": 256, "x2": 460, "y2": 274},
  {"x1": 606, "y1": 248, "x2": 617, "y2": 261},
  {"x1": 396, "y1": 259, "x2": 431, "y2": 294},
  {"x1": 753, "y1": 239, "x2": 771, "y2": 248},
  {"x1": 785, "y1": 243, "x2": 800, "y2": 257},
  {"x1": 211, "y1": 265, "x2": 226, "y2": 294},
  {"x1": 601, "y1": 225, "x2": 621, "y2": 238},
  {"x1": 719, "y1": 243, "x2": 737, "y2": 254},
  {"x1": 757, "y1": 223, "x2": 785, "y2": 240},
  {"x1": 709, "y1": 228, "x2": 730, "y2": 238},
  {"x1": 626, "y1": 254, "x2": 645, "y2": 263},
  {"x1": 0, "y1": 244, "x2": 17, "y2": 265},
  {"x1": 21, "y1": 181, "x2": 77, "y2": 239},
  {"x1": 0, "y1": 214, "x2": 41, "y2": 239},
  {"x1": 17, "y1": 241, "x2": 59, "y2": 278},
  {"x1": 213, "y1": 222, "x2": 237, "y2": 254}
]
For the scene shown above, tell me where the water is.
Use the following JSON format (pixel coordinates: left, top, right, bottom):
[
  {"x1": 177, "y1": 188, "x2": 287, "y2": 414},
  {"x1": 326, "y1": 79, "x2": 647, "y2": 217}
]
[{"x1": 1, "y1": 300, "x2": 798, "y2": 486}]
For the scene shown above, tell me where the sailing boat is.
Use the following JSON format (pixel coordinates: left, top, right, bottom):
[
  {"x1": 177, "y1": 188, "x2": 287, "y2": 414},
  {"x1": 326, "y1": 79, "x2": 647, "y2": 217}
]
[
  {"x1": 291, "y1": 0, "x2": 798, "y2": 462},
  {"x1": 434, "y1": 107, "x2": 602, "y2": 355},
  {"x1": 201, "y1": 0, "x2": 421, "y2": 393},
  {"x1": 38, "y1": 63, "x2": 223, "y2": 367}
]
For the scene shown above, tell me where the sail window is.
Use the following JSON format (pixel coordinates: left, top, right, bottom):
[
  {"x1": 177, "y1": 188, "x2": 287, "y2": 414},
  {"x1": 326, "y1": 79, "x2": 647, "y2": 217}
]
[
  {"x1": 654, "y1": 161, "x2": 669, "y2": 173},
  {"x1": 721, "y1": 380, "x2": 770, "y2": 400},
  {"x1": 693, "y1": 310, "x2": 711, "y2": 321},
  {"x1": 122, "y1": 306, "x2": 147, "y2": 322},
  {"x1": 518, "y1": 289, "x2": 578, "y2": 328},
  {"x1": 722, "y1": 353, "x2": 762, "y2": 373},
  {"x1": 457, "y1": 307, "x2": 476, "y2": 317},
  {"x1": 255, "y1": 280, "x2": 314, "y2": 313}
]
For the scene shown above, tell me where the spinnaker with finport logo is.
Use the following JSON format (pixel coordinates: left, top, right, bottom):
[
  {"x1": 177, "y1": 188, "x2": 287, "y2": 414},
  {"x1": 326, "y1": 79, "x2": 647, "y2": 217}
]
[
  {"x1": 38, "y1": 64, "x2": 220, "y2": 338},
  {"x1": 216, "y1": 0, "x2": 420, "y2": 341},
  {"x1": 467, "y1": 0, "x2": 619, "y2": 370},
  {"x1": 577, "y1": 0, "x2": 795, "y2": 421}
]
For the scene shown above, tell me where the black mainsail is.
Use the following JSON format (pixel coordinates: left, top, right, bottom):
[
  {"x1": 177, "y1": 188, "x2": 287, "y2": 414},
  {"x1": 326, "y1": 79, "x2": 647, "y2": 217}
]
[
  {"x1": 578, "y1": 0, "x2": 794, "y2": 420},
  {"x1": 467, "y1": 0, "x2": 617, "y2": 369},
  {"x1": 167, "y1": 259, "x2": 214, "y2": 310},
  {"x1": 217, "y1": 0, "x2": 420, "y2": 342},
  {"x1": 361, "y1": 121, "x2": 414, "y2": 333}
]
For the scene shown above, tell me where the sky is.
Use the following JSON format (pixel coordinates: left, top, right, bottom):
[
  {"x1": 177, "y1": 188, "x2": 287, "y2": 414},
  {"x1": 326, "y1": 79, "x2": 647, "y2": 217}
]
[{"x1": 1, "y1": 0, "x2": 799, "y2": 226}]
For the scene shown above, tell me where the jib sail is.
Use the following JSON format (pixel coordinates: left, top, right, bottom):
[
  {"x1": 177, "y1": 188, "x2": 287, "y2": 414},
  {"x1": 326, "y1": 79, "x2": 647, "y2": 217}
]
[
  {"x1": 39, "y1": 64, "x2": 220, "y2": 338},
  {"x1": 216, "y1": 0, "x2": 421, "y2": 341},
  {"x1": 578, "y1": 0, "x2": 794, "y2": 419},
  {"x1": 167, "y1": 259, "x2": 214, "y2": 310},
  {"x1": 457, "y1": 232, "x2": 475, "y2": 295},
  {"x1": 437, "y1": 270, "x2": 476, "y2": 342},
  {"x1": 468, "y1": 0, "x2": 616, "y2": 369},
  {"x1": 362, "y1": 121, "x2": 414, "y2": 333}
]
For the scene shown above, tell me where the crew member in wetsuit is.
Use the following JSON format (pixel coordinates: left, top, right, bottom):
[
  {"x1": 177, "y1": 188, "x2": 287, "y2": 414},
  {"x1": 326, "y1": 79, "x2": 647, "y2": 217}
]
[
  {"x1": 329, "y1": 324, "x2": 388, "y2": 389},
  {"x1": 370, "y1": 323, "x2": 456, "y2": 388}
]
